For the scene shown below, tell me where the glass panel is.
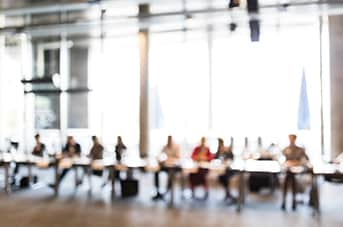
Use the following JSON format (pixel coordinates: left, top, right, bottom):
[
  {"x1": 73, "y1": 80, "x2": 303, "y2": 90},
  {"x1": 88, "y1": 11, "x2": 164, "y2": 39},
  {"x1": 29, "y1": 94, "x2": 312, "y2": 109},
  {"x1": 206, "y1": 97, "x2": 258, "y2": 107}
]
[
  {"x1": 34, "y1": 94, "x2": 60, "y2": 129},
  {"x1": 88, "y1": 36, "x2": 140, "y2": 153},
  {"x1": 211, "y1": 23, "x2": 321, "y2": 159},
  {"x1": 0, "y1": 39, "x2": 25, "y2": 149},
  {"x1": 149, "y1": 31, "x2": 210, "y2": 157},
  {"x1": 69, "y1": 45, "x2": 88, "y2": 88},
  {"x1": 67, "y1": 93, "x2": 88, "y2": 129},
  {"x1": 44, "y1": 48, "x2": 60, "y2": 77}
]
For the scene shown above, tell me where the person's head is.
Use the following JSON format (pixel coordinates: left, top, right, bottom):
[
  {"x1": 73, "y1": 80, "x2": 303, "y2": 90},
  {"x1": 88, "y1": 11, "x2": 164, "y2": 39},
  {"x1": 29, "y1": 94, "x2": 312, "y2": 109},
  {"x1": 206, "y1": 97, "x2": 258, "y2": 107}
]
[
  {"x1": 288, "y1": 134, "x2": 297, "y2": 145},
  {"x1": 200, "y1": 137, "x2": 206, "y2": 146},
  {"x1": 117, "y1": 136, "x2": 122, "y2": 144},
  {"x1": 67, "y1": 136, "x2": 74, "y2": 145},
  {"x1": 167, "y1": 135, "x2": 173, "y2": 146},
  {"x1": 92, "y1": 136, "x2": 99, "y2": 144},
  {"x1": 218, "y1": 138, "x2": 224, "y2": 147},
  {"x1": 34, "y1": 134, "x2": 40, "y2": 143}
]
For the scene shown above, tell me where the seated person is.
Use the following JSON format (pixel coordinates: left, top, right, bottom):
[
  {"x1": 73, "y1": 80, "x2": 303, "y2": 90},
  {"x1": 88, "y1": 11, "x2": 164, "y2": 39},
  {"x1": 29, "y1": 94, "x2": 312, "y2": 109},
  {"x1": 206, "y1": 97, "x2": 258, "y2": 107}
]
[
  {"x1": 14, "y1": 134, "x2": 46, "y2": 183},
  {"x1": 281, "y1": 134, "x2": 309, "y2": 211},
  {"x1": 216, "y1": 138, "x2": 236, "y2": 202},
  {"x1": 115, "y1": 136, "x2": 127, "y2": 163},
  {"x1": 190, "y1": 137, "x2": 213, "y2": 200},
  {"x1": 152, "y1": 135, "x2": 180, "y2": 200},
  {"x1": 32, "y1": 134, "x2": 46, "y2": 157},
  {"x1": 88, "y1": 136, "x2": 104, "y2": 176},
  {"x1": 57, "y1": 136, "x2": 82, "y2": 184},
  {"x1": 110, "y1": 136, "x2": 127, "y2": 181}
]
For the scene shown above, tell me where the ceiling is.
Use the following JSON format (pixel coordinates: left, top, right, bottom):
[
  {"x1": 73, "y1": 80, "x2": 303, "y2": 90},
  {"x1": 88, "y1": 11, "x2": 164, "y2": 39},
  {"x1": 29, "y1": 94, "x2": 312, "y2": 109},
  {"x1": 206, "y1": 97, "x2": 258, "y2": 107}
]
[{"x1": 0, "y1": 0, "x2": 342, "y2": 38}]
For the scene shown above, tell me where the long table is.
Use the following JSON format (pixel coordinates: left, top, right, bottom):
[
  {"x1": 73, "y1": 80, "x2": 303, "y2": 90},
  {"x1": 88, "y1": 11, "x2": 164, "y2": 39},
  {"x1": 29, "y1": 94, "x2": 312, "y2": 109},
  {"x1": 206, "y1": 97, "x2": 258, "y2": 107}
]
[
  {"x1": 1, "y1": 154, "x2": 341, "y2": 215},
  {"x1": 144, "y1": 158, "x2": 244, "y2": 207},
  {"x1": 236, "y1": 159, "x2": 282, "y2": 212},
  {"x1": 0, "y1": 153, "x2": 56, "y2": 193}
]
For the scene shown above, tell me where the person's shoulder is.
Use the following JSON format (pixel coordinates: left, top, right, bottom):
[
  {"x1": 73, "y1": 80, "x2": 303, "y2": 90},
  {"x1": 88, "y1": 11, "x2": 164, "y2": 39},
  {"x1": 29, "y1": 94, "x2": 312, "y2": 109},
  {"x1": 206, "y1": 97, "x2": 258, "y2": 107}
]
[
  {"x1": 282, "y1": 146, "x2": 290, "y2": 152},
  {"x1": 193, "y1": 146, "x2": 200, "y2": 151},
  {"x1": 297, "y1": 146, "x2": 306, "y2": 153}
]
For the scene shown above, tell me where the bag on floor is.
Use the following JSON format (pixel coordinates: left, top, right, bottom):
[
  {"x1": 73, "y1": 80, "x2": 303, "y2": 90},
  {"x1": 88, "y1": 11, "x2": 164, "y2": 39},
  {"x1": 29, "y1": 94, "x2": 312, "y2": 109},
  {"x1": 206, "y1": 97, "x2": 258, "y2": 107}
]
[
  {"x1": 248, "y1": 173, "x2": 272, "y2": 192},
  {"x1": 120, "y1": 179, "x2": 139, "y2": 198},
  {"x1": 19, "y1": 175, "x2": 38, "y2": 188}
]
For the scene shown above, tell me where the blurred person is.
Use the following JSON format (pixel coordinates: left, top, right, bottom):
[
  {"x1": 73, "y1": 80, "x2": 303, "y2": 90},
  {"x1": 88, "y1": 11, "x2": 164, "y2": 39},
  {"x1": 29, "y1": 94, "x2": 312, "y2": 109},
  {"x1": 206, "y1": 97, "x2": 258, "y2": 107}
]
[
  {"x1": 281, "y1": 134, "x2": 309, "y2": 211},
  {"x1": 190, "y1": 137, "x2": 213, "y2": 200},
  {"x1": 89, "y1": 136, "x2": 104, "y2": 177},
  {"x1": 13, "y1": 134, "x2": 46, "y2": 184},
  {"x1": 115, "y1": 136, "x2": 127, "y2": 162},
  {"x1": 32, "y1": 134, "x2": 46, "y2": 157},
  {"x1": 215, "y1": 138, "x2": 236, "y2": 202},
  {"x1": 152, "y1": 135, "x2": 180, "y2": 201},
  {"x1": 110, "y1": 136, "x2": 128, "y2": 182},
  {"x1": 89, "y1": 136, "x2": 104, "y2": 160},
  {"x1": 60, "y1": 136, "x2": 82, "y2": 179},
  {"x1": 50, "y1": 136, "x2": 82, "y2": 187}
]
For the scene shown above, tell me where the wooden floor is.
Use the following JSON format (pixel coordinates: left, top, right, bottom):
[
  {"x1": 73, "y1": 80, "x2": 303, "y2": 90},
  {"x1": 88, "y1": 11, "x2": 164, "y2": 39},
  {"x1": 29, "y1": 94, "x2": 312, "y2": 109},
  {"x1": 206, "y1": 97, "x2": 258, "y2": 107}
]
[{"x1": 0, "y1": 170, "x2": 342, "y2": 227}]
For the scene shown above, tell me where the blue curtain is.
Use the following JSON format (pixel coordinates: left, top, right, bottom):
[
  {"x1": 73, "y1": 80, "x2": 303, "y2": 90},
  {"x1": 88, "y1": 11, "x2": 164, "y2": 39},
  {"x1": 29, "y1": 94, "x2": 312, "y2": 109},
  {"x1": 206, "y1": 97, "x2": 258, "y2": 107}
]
[{"x1": 297, "y1": 69, "x2": 311, "y2": 130}]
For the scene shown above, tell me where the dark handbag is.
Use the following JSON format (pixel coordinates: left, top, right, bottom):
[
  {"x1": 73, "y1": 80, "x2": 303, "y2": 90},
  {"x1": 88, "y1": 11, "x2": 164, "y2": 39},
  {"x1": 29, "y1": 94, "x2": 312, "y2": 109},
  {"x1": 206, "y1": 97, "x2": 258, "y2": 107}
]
[
  {"x1": 19, "y1": 175, "x2": 38, "y2": 188},
  {"x1": 120, "y1": 179, "x2": 139, "y2": 198}
]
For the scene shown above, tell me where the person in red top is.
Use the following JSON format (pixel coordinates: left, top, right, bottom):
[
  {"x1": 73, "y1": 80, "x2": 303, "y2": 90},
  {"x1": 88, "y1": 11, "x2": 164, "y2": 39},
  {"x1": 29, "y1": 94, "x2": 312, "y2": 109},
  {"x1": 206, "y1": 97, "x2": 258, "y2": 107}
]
[{"x1": 190, "y1": 137, "x2": 213, "y2": 200}]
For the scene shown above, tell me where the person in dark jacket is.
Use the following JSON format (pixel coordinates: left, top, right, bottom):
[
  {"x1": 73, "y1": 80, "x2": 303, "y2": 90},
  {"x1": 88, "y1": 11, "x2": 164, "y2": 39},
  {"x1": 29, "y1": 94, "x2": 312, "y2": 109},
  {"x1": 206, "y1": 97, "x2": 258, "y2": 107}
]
[
  {"x1": 88, "y1": 136, "x2": 104, "y2": 177},
  {"x1": 115, "y1": 136, "x2": 127, "y2": 162},
  {"x1": 57, "y1": 136, "x2": 82, "y2": 184},
  {"x1": 216, "y1": 138, "x2": 236, "y2": 202},
  {"x1": 89, "y1": 136, "x2": 104, "y2": 160},
  {"x1": 13, "y1": 134, "x2": 46, "y2": 184},
  {"x1": 32, "y1": 134, "x2": 46, "y2": 157}
]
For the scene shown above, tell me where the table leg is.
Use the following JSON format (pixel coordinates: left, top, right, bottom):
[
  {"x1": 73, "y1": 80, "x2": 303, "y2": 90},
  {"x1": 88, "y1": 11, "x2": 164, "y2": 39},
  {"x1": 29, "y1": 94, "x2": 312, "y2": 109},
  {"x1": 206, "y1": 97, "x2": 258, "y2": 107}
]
[
  {"x1": 111, "y1": 166, "x2": 116, "y2": 199},
  {"x1": 311, "y1": 174, "x2": 320, "y2": 215},
  {"x1": 168, "y1": 168, "x2": 175, "y2": 208},
  {"x1": 74, "y1": 167, "x2": 79, "y2": 189},
  {"x1": 28, "y1": 164, "x2": 33, "y2": 186},
  {"x1": 4, "y1": 163, "x2": 10, "y2": 193},
  {"x1": 237, "y1": 171, "x2": 245, "y2": 212},
  {"x1": 87, "y1": 167, "x2": 92, "y2": 195},
  {"x1": 54, "y1": 161, "x2": 59, "y2": 196},
  {"x1": 270, "y1": 173, "x2": 276, "y2": 194}
]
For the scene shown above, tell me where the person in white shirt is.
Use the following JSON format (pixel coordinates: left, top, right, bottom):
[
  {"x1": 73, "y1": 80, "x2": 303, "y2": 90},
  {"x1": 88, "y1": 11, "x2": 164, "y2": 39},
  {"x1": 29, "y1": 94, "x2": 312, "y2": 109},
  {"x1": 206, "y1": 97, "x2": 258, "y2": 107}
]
[
  {"x1": 152, "y1": 135, "x2": 180, "y2": 200},
  {"x1": 281, "y1": 134, "x2": 309, "y2": 211}
]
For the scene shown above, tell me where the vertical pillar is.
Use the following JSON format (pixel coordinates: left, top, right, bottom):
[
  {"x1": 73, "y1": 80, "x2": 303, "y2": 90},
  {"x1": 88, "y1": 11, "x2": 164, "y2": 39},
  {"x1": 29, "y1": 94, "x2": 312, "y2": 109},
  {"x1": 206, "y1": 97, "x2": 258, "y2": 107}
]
[
  {"x1": 329, "y1": 15, "x2": 343, "y2": 158},
  {"x1": 60, "y1": 34, "x2": 68, "y2": 143},
  {"x1": 138, "y1": 4, "x2": 150, "y2": 158},
  {"x1": 0, "y1": 16, "x2": 5, "y2": 147},
  {"x1": 207, "y1": 0, "x2": 214, "y2": 130},
  {"x1": 207, "y1": 25, "x2": 213, "y2": 130}
]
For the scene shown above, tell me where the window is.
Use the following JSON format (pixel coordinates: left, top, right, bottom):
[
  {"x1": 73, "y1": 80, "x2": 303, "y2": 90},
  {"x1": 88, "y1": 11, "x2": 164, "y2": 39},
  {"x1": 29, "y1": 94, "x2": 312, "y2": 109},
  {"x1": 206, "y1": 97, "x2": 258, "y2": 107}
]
[
  {"x1": 34, "y1": 94, "x2": 60, "y2": 129},
  {"x1": 149, "y1": 31, "x2": 210, "y2": 156}
]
